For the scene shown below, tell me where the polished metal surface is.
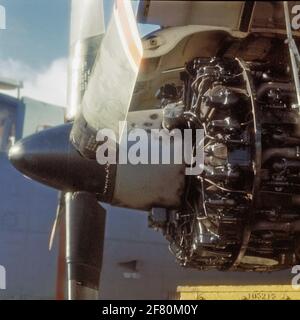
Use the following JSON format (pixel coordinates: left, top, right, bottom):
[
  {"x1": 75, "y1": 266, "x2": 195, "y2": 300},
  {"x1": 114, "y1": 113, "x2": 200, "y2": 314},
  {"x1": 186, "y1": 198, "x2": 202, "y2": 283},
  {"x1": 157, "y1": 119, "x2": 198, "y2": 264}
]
[{"x1": 68, "y1": 279, "x2": 99, "y2": 300}]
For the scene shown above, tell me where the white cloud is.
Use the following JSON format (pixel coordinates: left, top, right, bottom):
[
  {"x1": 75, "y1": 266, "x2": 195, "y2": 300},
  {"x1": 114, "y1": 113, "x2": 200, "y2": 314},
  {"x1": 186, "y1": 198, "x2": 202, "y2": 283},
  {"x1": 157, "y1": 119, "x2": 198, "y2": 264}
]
[{"x1": 0, "y1": 58, "x2": 68, "y2": 107}]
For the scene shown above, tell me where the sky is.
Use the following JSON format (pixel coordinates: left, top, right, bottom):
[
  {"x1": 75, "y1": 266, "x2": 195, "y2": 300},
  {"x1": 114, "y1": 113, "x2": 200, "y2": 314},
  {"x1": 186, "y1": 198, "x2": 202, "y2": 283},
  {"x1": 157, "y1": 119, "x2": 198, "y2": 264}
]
[{"x1": 0, "y1": 0, "x2": 157, "y2": 106}]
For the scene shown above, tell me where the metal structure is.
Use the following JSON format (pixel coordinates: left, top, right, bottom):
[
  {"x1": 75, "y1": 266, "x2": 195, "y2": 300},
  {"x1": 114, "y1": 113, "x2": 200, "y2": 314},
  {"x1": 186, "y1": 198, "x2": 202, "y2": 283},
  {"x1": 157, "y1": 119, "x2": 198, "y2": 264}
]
[
  {"x1": 0, "y1": 78, "x2": 23, "y2": 99},
  {"x1": 0, "y1": 92, "x2": 238, "y2": 300},
  {"x1": 6, "y1": 0, "x2": 300, "y2": 299}
]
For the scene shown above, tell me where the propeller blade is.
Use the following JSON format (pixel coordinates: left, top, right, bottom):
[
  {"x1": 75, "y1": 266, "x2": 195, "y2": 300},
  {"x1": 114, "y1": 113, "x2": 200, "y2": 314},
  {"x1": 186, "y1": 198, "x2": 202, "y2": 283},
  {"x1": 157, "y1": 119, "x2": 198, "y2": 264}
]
[
  {"x1": 65, "y1": 192, "x2": 106, "y2": 300},
  {"x1": 49, "y1": 191, "x2": 65, "y2": 251},
  {"x1": 71, "y1": 0, "x2": 143, "y2": 157},
  {"x1": 52, "y1": 1, "x2": 107, "y2": 299},
  {"x1": 67, "y1": 0, "x2": 105, "y2": 120},
  {"x1": 56, "y1": 212, "x2": 66, "y2": 300}
]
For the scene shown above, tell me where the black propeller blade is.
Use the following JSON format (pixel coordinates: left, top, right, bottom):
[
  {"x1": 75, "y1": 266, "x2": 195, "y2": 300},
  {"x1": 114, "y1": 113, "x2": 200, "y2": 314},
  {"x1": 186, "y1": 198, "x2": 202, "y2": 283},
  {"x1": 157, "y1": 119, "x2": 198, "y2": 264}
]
[{"x1": 65, "y1": 192, "x2": 106, "y2": 300}]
